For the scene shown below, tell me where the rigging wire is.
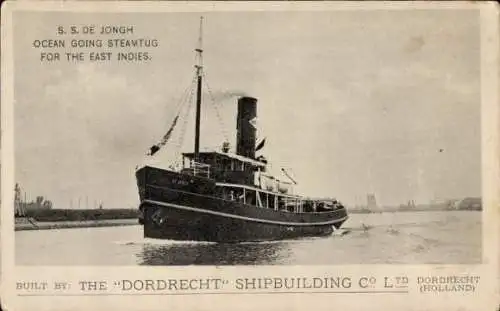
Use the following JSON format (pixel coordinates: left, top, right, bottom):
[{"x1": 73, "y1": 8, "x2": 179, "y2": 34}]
[
  {"x1": 172, "y1": 76, "x2": 197, "y2": 168},
  {"x1": 177, "y1": 84, "x2": 197, "y2": 151},
  {"x1": 172, "y1": 72, "x2": 198, "y2": 122},
  {"x1": 147, "y1": 72, "x2": 198, "y2": 156},
  {"x1": 148, "y1": 72, "x2": 196, "y2": 156},
  {"x1": 201, "y1": 70, "x2": 230, "y2": 145}
]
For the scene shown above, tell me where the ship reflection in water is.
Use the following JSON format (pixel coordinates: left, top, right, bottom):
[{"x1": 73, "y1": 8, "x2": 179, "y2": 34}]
[
  {"x1": 15, "y1": 211, "x2": 481, "y2": 265},
  {"x1": 138, "y1": 240, "x2": 292, "y2": 265}
]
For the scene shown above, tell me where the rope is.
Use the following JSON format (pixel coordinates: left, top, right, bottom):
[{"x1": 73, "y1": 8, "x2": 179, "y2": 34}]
[
  {"x1": 147, "y1": 73, "x2": 197, "y2": 157},
  {"x1": 173, "y1": 73, "x2": 198, "y2": 123},
  {"x1": 172, "y1": 76, "x2": 197, "y2": 168},
  {"x1": 170, "y1": 73, "x2": 196, "y2": 124},
  {"x1": 202, "y1": 71, "x2": 230, "y2": 144}
]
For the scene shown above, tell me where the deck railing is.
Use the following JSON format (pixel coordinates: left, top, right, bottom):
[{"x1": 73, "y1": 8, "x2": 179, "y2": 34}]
[{"x1": 184, "y1": 161, "x2": 211, "y2": 178}]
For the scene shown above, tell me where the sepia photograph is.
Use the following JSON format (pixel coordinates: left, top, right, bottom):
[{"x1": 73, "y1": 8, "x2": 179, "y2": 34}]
[
  {"x1": 1, "y1": 2, "x2": 499, "y2": 311},
  {"x1": 10, "y1": 8, "x2": 484, "y2": 267}
]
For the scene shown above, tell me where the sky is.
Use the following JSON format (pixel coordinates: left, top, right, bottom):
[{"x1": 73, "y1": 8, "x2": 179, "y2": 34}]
[{"x1": 13, "y1": 9, "x2": 481, "y2": 209}]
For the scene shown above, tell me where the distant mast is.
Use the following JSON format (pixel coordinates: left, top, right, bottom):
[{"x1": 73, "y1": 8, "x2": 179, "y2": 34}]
[{"x1": 194, "y1": 17, "x2": 204, "y2": 161}]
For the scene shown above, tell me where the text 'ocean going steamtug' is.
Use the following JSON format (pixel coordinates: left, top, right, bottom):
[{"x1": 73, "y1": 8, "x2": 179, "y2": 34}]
[{"x1": 135, "y1": 17, "x2": 348, "y2": 242}]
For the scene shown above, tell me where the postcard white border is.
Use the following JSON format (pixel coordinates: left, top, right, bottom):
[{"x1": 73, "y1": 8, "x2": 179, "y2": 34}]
[{"x1": 1, "y1": 1, "x2": 498, "y2": 311}]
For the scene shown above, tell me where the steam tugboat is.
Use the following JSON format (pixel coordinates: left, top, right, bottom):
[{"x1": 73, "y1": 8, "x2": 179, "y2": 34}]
[{"x1": 135, "y1": 18, "x2": 348, "y2": 242}]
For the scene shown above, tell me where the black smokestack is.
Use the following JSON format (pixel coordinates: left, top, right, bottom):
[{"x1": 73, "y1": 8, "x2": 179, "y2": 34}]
[{"x1": 236, "y1": 96, "x2": 257, "y2": 159}]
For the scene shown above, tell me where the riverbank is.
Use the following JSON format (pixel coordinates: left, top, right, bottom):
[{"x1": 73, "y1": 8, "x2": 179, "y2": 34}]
[
  {"x1": 15, "y1": 218, "x2": 139, "y2": 231},
  {"x1": 17, "y1": 208, "x2": 139, "y2": 222},
  {"x1": 349, "y1": 207, "x2": 481, "y2": 214},
  {"x1": 349, "y1": 197, "x2": 482, "y2": 213}
]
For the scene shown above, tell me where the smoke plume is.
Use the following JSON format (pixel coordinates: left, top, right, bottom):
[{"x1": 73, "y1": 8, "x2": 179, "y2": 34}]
[{"x1": 206, "y1": 90, "x2": 248, "y2": 103}]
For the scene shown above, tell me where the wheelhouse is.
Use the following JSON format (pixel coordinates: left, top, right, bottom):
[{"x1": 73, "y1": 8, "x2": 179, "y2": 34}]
[{"x1": 181, "y1": 151, "x2": 265, "y2": 186}]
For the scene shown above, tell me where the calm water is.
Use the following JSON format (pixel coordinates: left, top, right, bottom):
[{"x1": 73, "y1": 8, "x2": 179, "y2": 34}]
[{"x1": 15, "y1": 211, "x2": 481, "y2": 265}]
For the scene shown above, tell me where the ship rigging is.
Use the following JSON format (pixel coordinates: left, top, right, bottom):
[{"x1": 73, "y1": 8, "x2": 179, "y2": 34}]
[
  {"x1": 135, "y1": 17, "x2": 348, "y2": 242},
  {"x1": 146, "y1": 17, "x2": 232, "y2": 165}
]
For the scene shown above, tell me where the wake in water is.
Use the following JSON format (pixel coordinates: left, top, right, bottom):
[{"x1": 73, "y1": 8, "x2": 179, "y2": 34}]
[
  {"x1": 15, "y1": 211, "x2": 481, "y2": 265},
  {"x1": 114, "y1": 238, "x2": 217, "y2": 246},
  {"x1": 116, "y1": 235, "x2": 340, "y2": 247}
]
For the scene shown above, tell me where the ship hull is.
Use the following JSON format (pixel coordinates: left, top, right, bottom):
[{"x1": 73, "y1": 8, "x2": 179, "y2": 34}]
[
  {"x1": 137, "y1": 166, "x2": 348, "y2": 243},
  {"x1": 141, "y1": 200, "x2": 346, "y2": 242}
]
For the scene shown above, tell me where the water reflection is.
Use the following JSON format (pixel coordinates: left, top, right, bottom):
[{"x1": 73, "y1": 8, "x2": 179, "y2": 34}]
[{"x1": 138, "y1": 240, "x2": 292, "y2": 265}]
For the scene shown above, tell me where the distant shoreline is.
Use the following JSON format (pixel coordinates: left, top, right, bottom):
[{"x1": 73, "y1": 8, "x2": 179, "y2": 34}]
[
  {"x1": 15, "y1": 218, "x2": 139, "y2": 231},
  {"x1": 14, "y1": 205, "x2": 480, "y2": 231},
  {"x1": 348, "y1": 208, "x2": 481, "y2": 214},
  {"x1": 15, "y1": 208, "x2": 139, "y2": 222}
]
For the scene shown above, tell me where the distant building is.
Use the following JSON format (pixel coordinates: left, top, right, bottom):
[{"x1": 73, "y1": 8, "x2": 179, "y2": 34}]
[
  {"x1": 453, "y1": 197, "x2": 482, "y2": 211},
  {"x1": 367, "y1": 194, "x2": 378, "y2": 211},
  {"x1": 399, "y1": 199, "x2": 417, "y2": 210},
  {"x1": 14, "y1": 183, "x2": 53, "y2": 217},
  {"x1": 14, "y1": 183, "x2": 26, "y2": 216}
]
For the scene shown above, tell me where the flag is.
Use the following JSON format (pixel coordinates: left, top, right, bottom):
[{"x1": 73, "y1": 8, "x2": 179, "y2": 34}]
[
  {"x1": 148, "y1": 145, "x2": 160, "y2": 156},
  {"x1": 256, "y1": 155, "x2": 268, "y2": 164},
  {"x1": 159, "y1": 116, "x2": 179, "y2": 145},
  {"x1": 256, "y1": 138, "x2": 266, "y2": 151},
  {"x1": 147, "y1": 115, "x2": 179, "y2": 156}
]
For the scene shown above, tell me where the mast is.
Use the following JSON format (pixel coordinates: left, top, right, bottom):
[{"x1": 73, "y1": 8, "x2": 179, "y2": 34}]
[{"x1": 194, "y1": 16, "x2": 204, "y2": 160}]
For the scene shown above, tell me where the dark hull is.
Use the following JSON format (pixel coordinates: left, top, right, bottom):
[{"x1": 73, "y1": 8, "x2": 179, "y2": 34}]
[{"x1": 137, "y1": 166, "x2": 348, "y2": 243}]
